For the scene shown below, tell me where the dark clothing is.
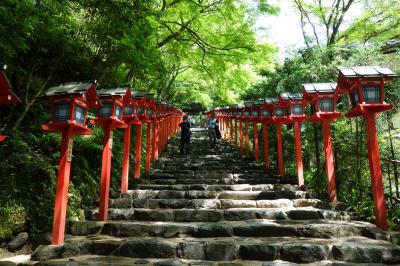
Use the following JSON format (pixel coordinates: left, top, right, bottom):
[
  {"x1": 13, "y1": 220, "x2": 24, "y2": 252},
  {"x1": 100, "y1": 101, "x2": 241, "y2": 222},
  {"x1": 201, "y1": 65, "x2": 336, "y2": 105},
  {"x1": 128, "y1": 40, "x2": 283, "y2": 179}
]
[
  {"x1": 179, "y1": 121, "x2": 191, "y2": 154},
  {"x1": 179, "y1": 121, "x2": 191, "y2": 140},
  {"x1": 180, "y1": 139, "x2": 190, "y2": 155}
]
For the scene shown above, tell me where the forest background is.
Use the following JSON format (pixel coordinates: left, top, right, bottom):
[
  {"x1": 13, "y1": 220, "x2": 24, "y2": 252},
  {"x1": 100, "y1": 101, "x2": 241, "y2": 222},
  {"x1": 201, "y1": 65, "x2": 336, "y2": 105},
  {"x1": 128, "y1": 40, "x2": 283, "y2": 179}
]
[{"x1": 0, "y1": 0, "x2": 400, "y2": 241}]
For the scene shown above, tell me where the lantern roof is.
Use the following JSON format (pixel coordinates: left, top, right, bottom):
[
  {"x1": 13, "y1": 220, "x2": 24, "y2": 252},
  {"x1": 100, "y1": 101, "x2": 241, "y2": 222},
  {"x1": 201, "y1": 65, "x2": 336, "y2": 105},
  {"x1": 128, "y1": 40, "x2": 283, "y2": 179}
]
[
  {"x1": 44, "y1": 81, "x2": 97, "y2": 97},
  {"x1": 244, "y1": 101, "x2": 253, "y2": 108},
  {"x1": 237, "y1": 104, "x2": 244, "y2": 109},
  {"x1": 254, "y1": 99, "x2": 264, "y2": 106},
  {"x1": 280, "y1": 92, "x2": 303, "y2": 101},
  {"x1": 97, "y1": 87, "x2": 129, "y2": 97},
  {"x1": 337, "y1": 66, "x2": 397, "y2": 92},
  {"x1": 303, "y1": 83, "x2": 337, "y2": 94},
  {"x1": 132, "y1": 90, "x2": 146, "y2": 99},
  {"x1": 264, "y1": 98, "x2": 279, "y2": 105}
]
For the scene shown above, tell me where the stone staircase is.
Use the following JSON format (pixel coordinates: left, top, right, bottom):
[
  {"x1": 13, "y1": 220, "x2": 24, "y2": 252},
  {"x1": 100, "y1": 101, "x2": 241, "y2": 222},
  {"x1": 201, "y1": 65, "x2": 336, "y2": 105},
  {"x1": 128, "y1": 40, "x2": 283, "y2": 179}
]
[{"x1": 31, "y1": 129, "x2": 400, "y2": 265}]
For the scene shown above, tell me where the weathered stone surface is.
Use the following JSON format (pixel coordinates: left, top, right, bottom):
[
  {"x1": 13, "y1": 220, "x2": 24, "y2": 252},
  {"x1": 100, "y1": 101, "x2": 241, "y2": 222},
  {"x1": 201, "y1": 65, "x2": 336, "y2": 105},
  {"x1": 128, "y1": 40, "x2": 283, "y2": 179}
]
[
  {"x1": 191, "y1": 199, "x2": 222, "y2": 209},
  {"x1": 69, "y1": 221, "x2": 104, "y2": 236},
  {"x1": 173, "y1": 209, "x2": 224, "y2": 222},
  {"x1": 32, "y1": 245, "x2": 64, "y2": 261},
  {"x1": 292, "y1": 199, "x2": 321, "y2": 207},
  {"x1": 108, "y1": 208, "x2": 135, "y2": 220},
  {"x1": 256, "y1": 199, "x2": 293, "y2": 208},
  {"x1": 150, "y1": 223, "x2": 194, "y2": 238},
  {"x1": 285, "y1": 209, "x2": 323, "y2": 220},
  {"x1": 134, "y1": 209, "x2": 174, "y2": 221},
  {"x1": 61, "y1": 240, "x2": 92, "y2": 257},
  {"x1": 224, "y1": 209, "x2": 287, "y2": 221},
  {"x1": 280, "y1": 243, "x2": 329, "y2": 263},
  {"x1": 91, "y1": 239, "x2": 122, "y2": 255},
  {"x1": 239, "y1": 244, "x2": 279, "y2": 260},
  {"x1": 7, "y1": 232, "x2": 28, "y2": 252},
  {"x1": 101, "y1": 222, "x2": 148, "y2": 237},
  {"x1": 233, "y1": 223, "x2": 297, "y2": 237},
  {"x1": 186, "y1": 191, "x2": 217, "y2": 199},
  {"x1": 154, "y1": 259, "x2": 183, "y2": 266},
  {"x1": 195, "y1": 223, "x2": 233, "y2": 237},
  {"x1": 332, "y1": 240, "x2": 400, "y2": 264},
  {"x1": 220, "y1": 200, "x2": 256, "y2": 209},
  {"x1": 176, "y1": 241, "x2": 205, "y2": 260},
  {"x1": 205, "y1": 242, "x2": 239, "y2": 261},
  {"x1": 113, "y1": 239, "x2": 176, "y2": 258},
  {"x1": 109, "y1": 197, "x2": 132, "y2": 208}
]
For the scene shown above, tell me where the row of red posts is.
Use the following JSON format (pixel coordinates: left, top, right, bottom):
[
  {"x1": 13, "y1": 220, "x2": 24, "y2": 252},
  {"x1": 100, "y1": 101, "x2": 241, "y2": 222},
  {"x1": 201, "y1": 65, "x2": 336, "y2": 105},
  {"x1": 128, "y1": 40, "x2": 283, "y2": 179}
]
[
  {"x1": 207, "y1": 66, "x2": 397, "y2": 232},
  {"x1": 0, "y1": 74, "x2": 183, "y2": 245},
  {"x1": 39, "y1": 84, "x2": 182, "y2": 244}
]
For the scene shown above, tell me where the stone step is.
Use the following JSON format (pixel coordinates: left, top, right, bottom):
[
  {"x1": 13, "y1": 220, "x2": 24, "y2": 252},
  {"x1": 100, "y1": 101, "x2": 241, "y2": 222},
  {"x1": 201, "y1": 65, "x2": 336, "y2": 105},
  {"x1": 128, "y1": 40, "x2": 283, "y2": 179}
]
[
  {"x1": 129, "y1": 184, "x2": 300, "y2": 192},
  {"x1": 32, "y1": 236, "x2": 400, "y2": 264},
  {"x1": 136, "y1": 178, "x2": 295, "y2": 185},
  {"x1": 31, "y1": 255, "x2": 316, "y2": 266},
  {"x1": 119, "y1": 189, "x2": 307, "y2": 201},
  {"x1": 68, "y1": 219, "x2": 388, "y2": 241},
  {"x1": 109, "y1": 198, "x2": 321, "y2": 210},
  {"x1": 89, "y1": 207, "x2": 351, "y2": 222}
]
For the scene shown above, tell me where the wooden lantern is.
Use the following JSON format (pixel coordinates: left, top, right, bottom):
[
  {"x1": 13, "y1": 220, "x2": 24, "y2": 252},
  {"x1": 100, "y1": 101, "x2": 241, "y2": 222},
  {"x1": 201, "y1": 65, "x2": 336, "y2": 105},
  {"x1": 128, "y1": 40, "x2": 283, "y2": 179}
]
[
  {"x1": 336, "y1": 66, "x2": 398, "y2": 230},
  {"x1": 41, "y1": 81, "x2": 99, "y2": 245}
]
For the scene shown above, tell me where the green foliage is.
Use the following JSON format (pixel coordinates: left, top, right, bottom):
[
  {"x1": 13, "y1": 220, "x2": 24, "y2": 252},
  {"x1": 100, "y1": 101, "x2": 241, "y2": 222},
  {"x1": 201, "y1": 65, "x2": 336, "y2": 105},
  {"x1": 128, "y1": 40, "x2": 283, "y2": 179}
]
[{"x1": 0, "y1": 201, "x2": 26, "y2": 240}]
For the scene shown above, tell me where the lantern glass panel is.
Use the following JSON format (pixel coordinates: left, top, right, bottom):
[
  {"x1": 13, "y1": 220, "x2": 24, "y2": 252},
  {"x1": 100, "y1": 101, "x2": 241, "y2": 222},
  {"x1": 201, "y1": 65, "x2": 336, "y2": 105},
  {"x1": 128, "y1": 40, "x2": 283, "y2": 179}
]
[
  {"x1": 148, "y1": 108, "x2": 153, "y2": 116},
  {"x1": 274, "y1": 108, "x2": 284, "y2": 117},
  {"x1": 320, "y1": 98, "x2": 334, "y2": 112},
  {"x1": 55, "y1": 104, "x2": 70, "y2": 121},
  {"x1": 262, "y1": 110, "x2": 270, "y2": 118},
  {"x1": 291, "y1": 104, "x2": 303, "y2": 115},
  {"x1": 115, "y1": 105, "x2": 122, "y2": 119},
  {"x1": 137, "y1": 106, "x2": 144, "y2": 115},
  {"x1": 350, "y1": 91, "x2": 359, "y2": 107},
  {"x1": 363, "y1": 86, "x2": 381, "y2": 103},
  {"x1": 99, "y1": 103, "x2": 113, "y2": 117},
  {"x1": 252, "y1": 111, "x2": 258, "y2": 117},
  {"x1": 124, "y1": 106, "x2": 133, "y2": 115},
  {"x1": 244, "y1": 111, "x2": 250, "y2": 117},
  {"x1": 74, "y1": 105, "x2": 85, "y2": 124}
]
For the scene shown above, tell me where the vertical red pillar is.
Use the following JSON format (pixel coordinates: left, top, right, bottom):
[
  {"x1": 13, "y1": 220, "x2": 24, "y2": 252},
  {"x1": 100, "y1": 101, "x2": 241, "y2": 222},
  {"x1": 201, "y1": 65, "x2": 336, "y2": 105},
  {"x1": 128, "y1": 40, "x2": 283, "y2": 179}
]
[
  {"x1": 152, "y1": 121, "x2": 159, "y2": 162},
  {"x1": 239, "y1": 120, "x2": 243, "y2": 153},
  {"x1": 134, "y1": 124, "x2": 142, "y2": 179},
  {"x1": 245, "y1": 120, "x2": 249, "y2": 157},
  {"x1": 253, "y1": 121, "x2": 259, "y2": 161},
  {"x1": 294, "y1": 122, "x2": 304, "y2": 186},
  {"x1": 98, "y1": 125, "x2": 113, "y2": 221},
  {"x1": 263, "y1": 122, "x2": 269, "y2": 168},
  {"x1": 276, "y1": 124, "x2": 284, "y2": 176},
  {"x1": 230, "y1": 119, "x2": 234, "y2": 143},
  {"x1": 120, "y1": 125, "x2": 131, "y2": 194},
  {"x1": 365, "y1": 112, "x2": 388, "y2": 230},
  {"x1": 235, "y1": 119, "x2": 238, "y2": 147},
  {"x1": 145, "y1": 122, "x2": 152, "y2": 173},
  {"x1": 51, "y1": 128, "x2": 74, "y2": 245},
  {"x1": 321, "y1": 120, "x2": 337, "y2": 202}
]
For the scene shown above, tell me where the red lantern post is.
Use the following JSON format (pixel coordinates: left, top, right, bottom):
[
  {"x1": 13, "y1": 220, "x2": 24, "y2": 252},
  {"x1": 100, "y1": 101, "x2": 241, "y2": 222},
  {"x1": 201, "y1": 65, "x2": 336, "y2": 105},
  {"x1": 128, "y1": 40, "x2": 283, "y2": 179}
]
[
  {"x1": 0, "y1": 65, "x2": 21, "y2": 141},
  {"x1": 271, "y1": 99, "x2": 288, "y2": 177},
  {"x1": 303, "y1": 83, "x2": 340, "y2": 202},
  {"x1": 279, "y1": 92, "x2": 308, "y2": 186},
  {"x1": 259, "y1": 98, "x2": 275, "y2": 169},
  {"x1": 92, "y1": 87, "x2": 128, "y2": 221},
  {"x1": 243, "y1": 102, "x2": 253, "y2": 157},
  {"x1": 250, "y1": 100, "x2": 263, "y2": 161},
  {"x1": 120, "y1": 89, "x2": 141, "y2": 194},
  {"x1": 132, "y1": 91, "x2": 148, "y2": 179},
  {"x1": 337, "y1": 66, "x2": 397, "y2": 230},
  {"x1": 144, "y1": 93, "x2": 156, "y2": 173},
  {"x1": 41, "y1": 82, "x2": 99, "y2": 244}
]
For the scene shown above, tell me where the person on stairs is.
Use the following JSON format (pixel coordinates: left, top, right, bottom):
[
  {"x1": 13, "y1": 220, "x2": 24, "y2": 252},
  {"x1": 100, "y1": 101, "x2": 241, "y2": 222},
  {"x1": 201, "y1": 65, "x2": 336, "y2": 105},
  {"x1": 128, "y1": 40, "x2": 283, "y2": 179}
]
[
  {"x1": 179, "y1": 115, "x2": 191, "y2": 155},
  {"x1": 206, "y1": 112, "x2": 219, "y2": 148}
]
